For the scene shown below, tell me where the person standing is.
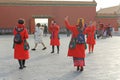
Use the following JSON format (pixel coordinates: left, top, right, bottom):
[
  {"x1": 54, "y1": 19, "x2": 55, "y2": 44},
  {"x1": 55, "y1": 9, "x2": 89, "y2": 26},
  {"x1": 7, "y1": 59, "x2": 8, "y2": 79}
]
[
  {"x1": 108, "y1": 24, "x2": 112, "y2": 37},
  {"x1": 85, "y1": 21, "x2": 96, "y2": 53},
  {"x1": 13, "y1": 19, "x2": 30, "y2": 69},
  {"x1": 64, "y1": 16, "x2": 86, "y2": 71},
  {"x1": 97, "y1": 23, "x2": 104, "y2": 39},
  {"x1": 31, "y1": 23, "x2": 46, "y2": 51},
  {"x1": 43, "y1": 24, "x2": 48, "y2": 36},
  {"x1": 66, "y1": 28, "x2": 71, "y2": 37},
  {"x1": 49, "y1": 20, "x2": 60, "y2": 54}
]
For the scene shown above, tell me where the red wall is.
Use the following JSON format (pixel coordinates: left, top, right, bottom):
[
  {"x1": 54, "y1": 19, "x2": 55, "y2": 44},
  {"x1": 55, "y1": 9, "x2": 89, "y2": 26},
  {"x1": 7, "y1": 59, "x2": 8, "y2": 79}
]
[
  {"x1": 0, "y1": 5, "x2": 96, "y2": 33},
  {"x1": 48, "y1": 6, "x2": 96, "y2": 25}
]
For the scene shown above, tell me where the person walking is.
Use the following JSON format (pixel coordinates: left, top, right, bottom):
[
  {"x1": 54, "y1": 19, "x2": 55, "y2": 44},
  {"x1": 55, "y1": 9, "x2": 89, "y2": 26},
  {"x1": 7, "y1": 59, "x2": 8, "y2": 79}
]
[
  {"x1": 31, "y1": 23, "x2": 47, "y2": 51},
  {"x1": 13, "y1": 19, "x2": 30, "y2": 69},
  {"x1": 85, "y1": 21, "x2": 96, "y2": 53},
  {"x1": 64, "y1": 16, "x2": 86, "y2": 71},
  {"x1": 49, "y1": 20, "x2": 60, "y2": 54}
]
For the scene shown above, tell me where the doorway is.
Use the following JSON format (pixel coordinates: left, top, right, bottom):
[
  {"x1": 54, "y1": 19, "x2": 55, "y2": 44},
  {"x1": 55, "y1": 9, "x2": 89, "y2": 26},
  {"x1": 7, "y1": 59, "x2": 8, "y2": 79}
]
[{"x1": 35, "y1": 18, "x2": 48, "y2": 26}]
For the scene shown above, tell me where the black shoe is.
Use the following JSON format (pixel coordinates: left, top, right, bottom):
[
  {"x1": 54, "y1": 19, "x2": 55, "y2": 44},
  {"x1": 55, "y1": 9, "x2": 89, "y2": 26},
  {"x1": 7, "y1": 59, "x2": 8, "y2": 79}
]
[
  {"x1": 23, "y1": 66, "x2": 26, "y2": 68},
  {"x1": 31, "y1": 48, "x2": 36, "y2": 51},
  {"x1": 42, "y1": 47, "x2": 46, "y2": 50},
  {"x1": 77, "y1": 66, "x2": 79, "y2": 71},
  {"x1": 80, "y1": 67, "x2": 84, "y2": 71},
  {"x1": 51, "y1": 51, "x2": 54, "y2": 53},
  {"x1": 19, "y1": 66, "x2": 23, "y2": 69}
]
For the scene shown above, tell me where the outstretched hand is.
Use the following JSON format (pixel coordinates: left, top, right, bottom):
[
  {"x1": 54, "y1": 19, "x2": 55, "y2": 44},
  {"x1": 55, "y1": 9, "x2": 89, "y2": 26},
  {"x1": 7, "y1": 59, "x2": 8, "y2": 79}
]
[{"x1": 65, "y1": 16, "x2": 68, "y2": 21}]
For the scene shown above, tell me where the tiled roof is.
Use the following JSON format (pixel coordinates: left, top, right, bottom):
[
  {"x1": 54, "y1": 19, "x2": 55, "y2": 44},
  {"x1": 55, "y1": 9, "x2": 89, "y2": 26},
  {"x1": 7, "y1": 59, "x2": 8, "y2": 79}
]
[{"x1": 97, "y1": 5, "x2": 120, "y2": 15}]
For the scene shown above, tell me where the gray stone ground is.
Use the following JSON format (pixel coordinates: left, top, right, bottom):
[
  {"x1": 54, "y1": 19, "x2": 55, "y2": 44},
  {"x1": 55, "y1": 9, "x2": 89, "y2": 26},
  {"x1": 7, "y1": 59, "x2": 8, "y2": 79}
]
[{"x1": 0, "y1": 34, "x2": 120, "y2": 80}]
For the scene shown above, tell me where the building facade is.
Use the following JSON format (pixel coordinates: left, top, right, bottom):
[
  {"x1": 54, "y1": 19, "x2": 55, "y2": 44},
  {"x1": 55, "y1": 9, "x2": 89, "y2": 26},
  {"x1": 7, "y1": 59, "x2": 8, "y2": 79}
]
[
  {"x1": 0, "y1": 0, "x2": 97, "y2": 34},
  {"x1": 96, "y1": 5, "x2": 120, "y2": 31},
  {"x1": 1, "y1": 0, "x2": 120, "y2": 34}
]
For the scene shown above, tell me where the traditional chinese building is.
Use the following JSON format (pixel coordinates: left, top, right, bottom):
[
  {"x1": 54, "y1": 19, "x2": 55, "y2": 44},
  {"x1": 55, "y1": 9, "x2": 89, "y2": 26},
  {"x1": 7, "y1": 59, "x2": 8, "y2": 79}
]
[
  {"x1": 96, "y1": 5, "x2": 120, "y2": 31},
  {"x1": 0, "y1": 0, "x2": 119, "y2": 34},
  {"x1": 0, "y1": 0, "x2": 97, "y2": 34}
]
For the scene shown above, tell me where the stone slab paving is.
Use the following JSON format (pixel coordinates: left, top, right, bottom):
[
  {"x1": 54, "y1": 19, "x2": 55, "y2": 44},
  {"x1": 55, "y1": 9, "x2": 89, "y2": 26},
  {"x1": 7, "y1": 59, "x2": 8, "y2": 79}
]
[{"x1": 0, "y1": 34, "x2": 120, "y2": 80}]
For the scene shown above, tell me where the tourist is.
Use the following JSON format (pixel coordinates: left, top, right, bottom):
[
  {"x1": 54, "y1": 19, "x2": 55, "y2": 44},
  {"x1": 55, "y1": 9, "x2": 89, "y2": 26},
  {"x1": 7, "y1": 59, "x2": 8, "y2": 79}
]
[
  {"x1": 31, "y1": 23, "x2": 46, "y2": 51},
  {"x1": 43, "y1": 24, "x2": 48, "y2": 36}
]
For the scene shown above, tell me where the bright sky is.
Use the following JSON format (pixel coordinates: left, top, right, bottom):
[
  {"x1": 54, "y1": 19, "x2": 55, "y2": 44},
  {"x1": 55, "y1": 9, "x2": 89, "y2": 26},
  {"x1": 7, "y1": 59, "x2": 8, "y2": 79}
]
[{"x1": 95, "y1": 0, "x2": 120, "y2": 11}]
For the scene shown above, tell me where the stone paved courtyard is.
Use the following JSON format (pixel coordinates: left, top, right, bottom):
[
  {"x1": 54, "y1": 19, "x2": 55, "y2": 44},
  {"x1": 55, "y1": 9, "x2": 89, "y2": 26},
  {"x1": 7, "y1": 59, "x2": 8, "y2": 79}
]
[{"x1": 0, "y1": 34, "x2": 120, "y2": 80}]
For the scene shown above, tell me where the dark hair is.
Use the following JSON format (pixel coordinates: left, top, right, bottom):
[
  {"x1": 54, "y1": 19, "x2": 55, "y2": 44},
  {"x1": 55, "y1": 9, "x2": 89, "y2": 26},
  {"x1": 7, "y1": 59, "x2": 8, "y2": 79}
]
[
  {"x1": 53, "y1": 21, "x2": 56, "y2": 23},
  {"x1": 18, "y1": 19, "x2": 24, "y2": 24},
  {"x1": 36, "y1": 23, "x2": 41, "y2": 27}
]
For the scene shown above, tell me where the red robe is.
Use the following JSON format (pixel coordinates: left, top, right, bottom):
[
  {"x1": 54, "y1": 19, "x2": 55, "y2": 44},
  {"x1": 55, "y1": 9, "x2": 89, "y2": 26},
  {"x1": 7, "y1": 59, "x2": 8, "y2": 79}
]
[
  {"x1": 13, "y1": 26, "x2": 30, "y2": 60},
  {"x1": 49, "y1": 24, "x2": 60, "y2": 46},
  {"x1": 65, "y1": 20, "x2": 85, "y2": 58},
  {"x1": 85, "y1": 26, "x2": 96, "y2": 45}
]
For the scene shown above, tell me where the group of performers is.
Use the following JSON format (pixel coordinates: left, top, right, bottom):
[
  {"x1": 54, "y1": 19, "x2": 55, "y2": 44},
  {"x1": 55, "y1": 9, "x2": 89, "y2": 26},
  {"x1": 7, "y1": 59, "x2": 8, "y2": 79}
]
[{"x1": 13, "y1": 17, "x2": 97, "y2": 72}]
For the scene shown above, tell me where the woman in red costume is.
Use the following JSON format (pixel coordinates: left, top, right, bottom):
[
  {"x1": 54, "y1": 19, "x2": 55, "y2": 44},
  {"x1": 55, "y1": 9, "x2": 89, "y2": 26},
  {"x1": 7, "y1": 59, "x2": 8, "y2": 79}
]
[
  {"x1": 64, "y1": 16, "x2": 86, "y2": 71},
  {"x1": 85, "y1": 21, "x2": 96, "y2": 53},
  {"x1": 13, "y1": 19, "x2": 30, "y2": 69},
  {"x1": 49, "y1": 20, "x2": 60, "y2": 54}
]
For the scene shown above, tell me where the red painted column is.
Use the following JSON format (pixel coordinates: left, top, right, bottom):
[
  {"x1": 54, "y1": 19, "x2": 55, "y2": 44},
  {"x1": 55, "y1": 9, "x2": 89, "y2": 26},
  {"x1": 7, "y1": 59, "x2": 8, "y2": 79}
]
[{"x1": 30, "y1": 18, "x2": 35, "y2": 34}]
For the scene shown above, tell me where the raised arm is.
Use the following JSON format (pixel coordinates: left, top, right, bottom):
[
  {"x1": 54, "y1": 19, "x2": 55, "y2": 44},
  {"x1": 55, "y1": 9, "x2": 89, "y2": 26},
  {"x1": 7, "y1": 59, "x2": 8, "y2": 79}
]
[{"x1": 64, "y1": 16, "x2": 74, "y2": 31}]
